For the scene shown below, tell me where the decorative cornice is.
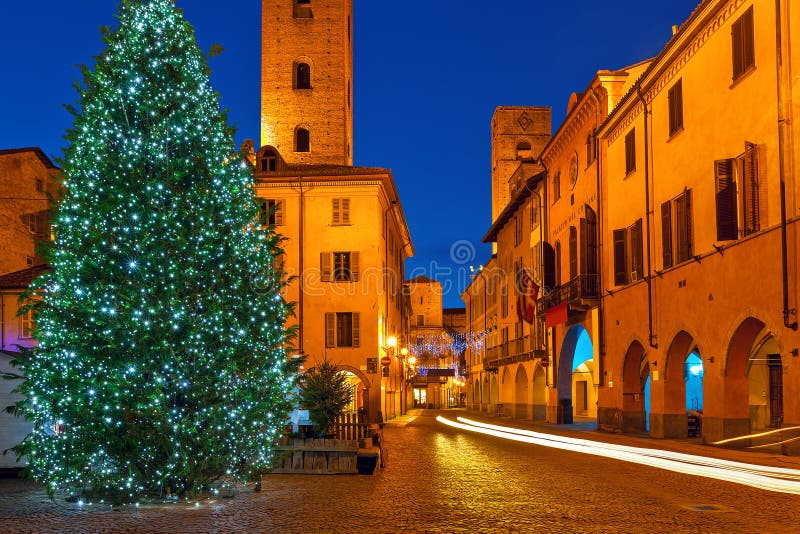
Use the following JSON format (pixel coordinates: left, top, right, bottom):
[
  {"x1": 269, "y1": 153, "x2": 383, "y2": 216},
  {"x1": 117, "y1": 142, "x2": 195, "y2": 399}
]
[
  {"x1": 604, "y1": 0, "x2": 747, "y2": 145},
  {"x1": 543, "y1": 96, "x2": 598, "y2": 166}
]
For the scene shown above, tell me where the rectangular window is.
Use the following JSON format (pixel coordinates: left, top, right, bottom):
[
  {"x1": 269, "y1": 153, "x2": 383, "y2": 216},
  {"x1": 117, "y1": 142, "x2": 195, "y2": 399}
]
[
  {"x1": 625, "y1": 130, "x2": 636, "y2": 175},
  {"x1": 613, "y1": 229, "x2": 628, "y2": 286},
  {"x1": 553, "y1": 171, "x2": 561, "y2": 202},
  {"x1": 668, "y1": 79, "x2": 683, "y2": 136},
  {"x1": 732, "y1": 7, "x2": 755, "y2": 81},
  {"x1": 321, "y1": 251, "x2": 359, "y2": 282},
  {"x1": 714, "y1": 142, "x2": 762, "y2": 241},
  {"x1": 416, "y1": 314, "x2": 424, "y2": 327},
  {"x1": 294, "y1": 0, "x2": 312, "y2": 18},
  {"x1": 258, "y1": 199, "x2": 283, "y2": 226},
  {"x1": 514, "y1": 214, "x2": 523, "y2": 246},
  {"x1": 24, "y1": 211, "x2": 49, "y2": 239},
  {"x1": 661, "y1": 200, "x2": 673, "y2": 268},
  {"x1": 568, "y1": 226, "x2": 578, "y2": 281},
  {"x1": 530, "y1": 197, "x2": 539, "y2": 229},
  {"x1": 19, "y1": 308, "x2": 34, "y2": 339},
  {"x1": 332, "y1": 198, "x2": 351, "y2": 225},
  {"x1": 741, "y1": 141, "x2": 760, "y2": 236},
  {"x1": 612, "y1": 221, "x2": 643, "y2": 285},
  {"x1": 715, "y1": 159, "x2": 738, "y2": 241},
  {"x1": 629, "y1": 219, "x2": 643, "y2": 282},
  {"x1": 586, "y1": 133, "x2": 597, "y2": 165},
  {"x1": 674, "y1": 189, "x2": 694, "y2": 263},
  {"x1": 325, "y1": 312, "x2": 360, "y2": 347},
  {"x1": 35, "y1": 177, "x2": 43, "y2": 193}
]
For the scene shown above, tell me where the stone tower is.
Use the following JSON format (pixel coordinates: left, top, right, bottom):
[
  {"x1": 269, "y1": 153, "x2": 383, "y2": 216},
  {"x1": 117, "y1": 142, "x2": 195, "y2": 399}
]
[
  {"x1": 491, "y1": 106, "x2": 551, "y2": 223},
  {"x1": 261, "y1": 0, "x2": 354, "y2": 165}
]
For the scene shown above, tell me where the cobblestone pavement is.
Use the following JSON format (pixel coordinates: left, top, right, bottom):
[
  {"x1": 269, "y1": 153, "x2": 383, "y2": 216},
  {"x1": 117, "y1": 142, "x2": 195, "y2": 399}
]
[{"x1": 1, "y1": 409, "x2": 798, "y2": 533}]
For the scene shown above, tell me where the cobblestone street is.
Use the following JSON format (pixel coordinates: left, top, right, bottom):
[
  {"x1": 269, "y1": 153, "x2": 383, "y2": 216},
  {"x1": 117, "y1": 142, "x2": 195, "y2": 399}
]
[{"x1": 1, "y1": 409, "x2": 798, "y2": 533}]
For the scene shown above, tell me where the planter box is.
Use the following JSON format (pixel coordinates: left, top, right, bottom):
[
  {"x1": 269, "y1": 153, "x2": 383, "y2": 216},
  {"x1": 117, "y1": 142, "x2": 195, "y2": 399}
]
[{"x1": 272, "y1": 438, "x2": 358, "y2": 474}]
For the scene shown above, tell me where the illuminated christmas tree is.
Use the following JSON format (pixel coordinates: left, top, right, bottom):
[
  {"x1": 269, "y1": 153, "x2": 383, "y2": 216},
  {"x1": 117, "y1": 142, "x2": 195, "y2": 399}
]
[{"x1": 11, "y1": 0, "x2": 296, "y2": 501}]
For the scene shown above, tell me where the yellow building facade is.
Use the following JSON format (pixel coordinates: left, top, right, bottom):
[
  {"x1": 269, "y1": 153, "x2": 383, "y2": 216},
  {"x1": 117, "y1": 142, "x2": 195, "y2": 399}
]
[{"x1": 257, "y1": 0, "x2": 413, "y2": 423}]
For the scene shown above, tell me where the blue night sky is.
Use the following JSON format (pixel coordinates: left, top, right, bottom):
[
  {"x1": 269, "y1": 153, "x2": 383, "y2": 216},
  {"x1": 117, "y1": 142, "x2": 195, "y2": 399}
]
[{"x1": 0, "y1": 0, "x2": 700, "y2": 307}]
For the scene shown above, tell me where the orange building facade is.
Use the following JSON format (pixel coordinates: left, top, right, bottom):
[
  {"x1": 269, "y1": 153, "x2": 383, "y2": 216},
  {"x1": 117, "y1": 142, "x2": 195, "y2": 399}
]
[
  {"x1": 466, "y1": 0, "x2": 800, "y2": 449},
  {"x1": 597, "y1": 0, "x2": 800, "y2": 444}
]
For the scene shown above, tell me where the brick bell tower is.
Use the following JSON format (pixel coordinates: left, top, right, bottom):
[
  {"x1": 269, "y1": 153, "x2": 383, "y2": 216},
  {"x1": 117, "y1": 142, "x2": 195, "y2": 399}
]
[{"x1": 261, "y1": 0, "x2": 354, "y2": 166}]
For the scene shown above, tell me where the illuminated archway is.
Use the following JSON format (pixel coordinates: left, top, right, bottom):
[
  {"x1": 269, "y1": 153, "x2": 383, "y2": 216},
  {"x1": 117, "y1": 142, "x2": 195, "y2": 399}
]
[
  {"x1": 659, "y1": 331, "x2": 701, "y2": 437},
  {"x1": 726, "y1": 317, "x2": 783, "y2": 436},
  {"x1": 621, "y1": 340, "x2": 649, "y2": 433},
  {"x1": 558, "y1": 324, "x2": 596, "y2": 423}
]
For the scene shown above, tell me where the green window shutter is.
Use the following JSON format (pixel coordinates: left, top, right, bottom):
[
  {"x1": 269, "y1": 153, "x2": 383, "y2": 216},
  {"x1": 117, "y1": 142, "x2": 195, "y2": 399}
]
[
  {"x1": 613, "y1": 229, "x2": 627, "y2": 286},
  {"x1": 325, "y1": 313, "x2": 335, "y2": 347},
  {"x1": 321, "y1": 252, "x2": 331, "y2": 282},
  {"x1": 352, "y1": 312, "x2": 360, "y2": 347},
  {"x1": 715, "y1": 159, "x2": 738, "y2": 241},
  {"x1": 661, "y1": 200, "x2": 673, "y2": 268},
  {"x1": 350, "y1": 251, "x2": 359, "y2": 282}
]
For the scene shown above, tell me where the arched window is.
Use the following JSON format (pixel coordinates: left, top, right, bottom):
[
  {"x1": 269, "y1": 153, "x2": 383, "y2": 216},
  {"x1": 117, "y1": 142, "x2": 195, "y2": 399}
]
[
  {"x1": 296, "y1": 62, "x2": 311, "y2": 89},
  {"x1": 259, "y1": 149, "x2": 277, "y2": 172},
  {"x1": 516, "y1": 141, "x2": 532, "y2": 160},
  {"x1": 296, "y1": 127, "x2": 310, "y2": 152}
]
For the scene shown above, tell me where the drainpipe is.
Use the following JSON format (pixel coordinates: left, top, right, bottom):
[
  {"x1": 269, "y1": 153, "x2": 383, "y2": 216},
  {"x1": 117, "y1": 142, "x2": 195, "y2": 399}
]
[
  {"x1": 775, "y1": 0, "x2": 798, "y2": 330},
  {"x1": 589, "y1": 86, "x2": 606, "y2": 389},
  {"x1": 536, "y1": 156, "x2": 553, "y2": 388},
  {"x1": 1, "y1": 294, "x2": 5, "y2": 351},
  {"x1": 298, "y1": 176, "x2": 305, "y2": 353},
  {"x1": 636, "y1": 86, "x2": 658, "y2": 348}
]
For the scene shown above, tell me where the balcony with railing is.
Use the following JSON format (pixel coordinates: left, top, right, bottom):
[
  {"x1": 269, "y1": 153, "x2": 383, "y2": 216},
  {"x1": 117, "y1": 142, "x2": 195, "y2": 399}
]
[
  {"x1": 536, "y1": 273, "x2": 600, "y2": 314},
  {"x1": 483, "y1": 332, "x2": 546, "y2": 371}
]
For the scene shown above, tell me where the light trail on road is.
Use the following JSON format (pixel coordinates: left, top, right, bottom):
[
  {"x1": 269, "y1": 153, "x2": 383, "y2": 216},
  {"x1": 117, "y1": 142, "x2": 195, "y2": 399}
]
[{"x1": 436, "y1": 416, "x2": 800, "y2": 495}]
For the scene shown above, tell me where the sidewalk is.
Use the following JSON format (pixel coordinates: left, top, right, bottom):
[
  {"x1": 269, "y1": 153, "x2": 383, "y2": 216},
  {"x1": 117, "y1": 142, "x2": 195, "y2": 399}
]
[
  {"x1": 438, "y1": 408, "x2": 800, "y2": 470},
  {"x1": 384, "y1": 408, "x2": 423, "y2": 427}
]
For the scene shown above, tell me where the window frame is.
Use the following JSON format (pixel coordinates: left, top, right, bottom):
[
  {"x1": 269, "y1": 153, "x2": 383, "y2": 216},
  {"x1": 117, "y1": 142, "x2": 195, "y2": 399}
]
[
  {"x1": 668, "y1": 78, "x2": 684, "y2": 137},
  {"x1": 325, "y1": 311, "x2": 360, "y2": 348},
  {"x1": 625, "y1": 129, "x2": 636, "y2": 176},
  {"x1": 295, "y1": 127, "x2": 310, "y2": 153},
  {"x1": 731, "y1": 7, "x2": 755, "y2": 82},
  {"x1": 19, "y1": 308, "x2": 34, "y2": 339},
  {"x1": 332, "y1": 198, "x2": 351, "y2": 225},
  {"x1": 295, "y1": 62, "x2": 312, "y2": 90}
]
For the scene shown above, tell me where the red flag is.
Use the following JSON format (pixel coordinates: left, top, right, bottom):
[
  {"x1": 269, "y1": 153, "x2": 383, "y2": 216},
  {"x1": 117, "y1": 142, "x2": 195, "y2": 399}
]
[{"x1": 516, "y1": 268, "x2": 539, "y2": 324}]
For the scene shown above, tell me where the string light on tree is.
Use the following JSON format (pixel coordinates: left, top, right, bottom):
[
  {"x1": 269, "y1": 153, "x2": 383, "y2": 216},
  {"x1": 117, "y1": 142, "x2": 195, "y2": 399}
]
[{"x1": 10, "y1": 0, "x2": 298, "y2": 502}]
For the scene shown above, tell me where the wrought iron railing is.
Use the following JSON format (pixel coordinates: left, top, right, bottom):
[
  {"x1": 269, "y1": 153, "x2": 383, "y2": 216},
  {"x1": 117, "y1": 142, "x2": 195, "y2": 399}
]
[{"x1": 537, "y1": 274, "x2": 599, "y2": 313}]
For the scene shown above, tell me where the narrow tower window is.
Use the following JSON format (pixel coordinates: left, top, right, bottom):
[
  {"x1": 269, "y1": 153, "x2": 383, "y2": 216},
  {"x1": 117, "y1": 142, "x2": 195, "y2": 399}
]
[
  {"x1": 296, "y1": 62, "x2": 311, "y2": 89},
  {"x1": 296, "y1": 127, "x2": 310, "y2": 153}
]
